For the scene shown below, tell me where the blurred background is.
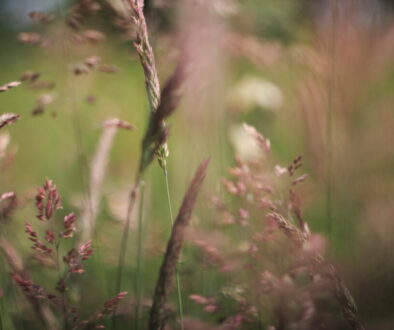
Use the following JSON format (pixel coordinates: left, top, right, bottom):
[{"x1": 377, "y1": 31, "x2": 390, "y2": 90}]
[{"x1": 1, "y1": 0, "x2": 394, "y2": 329}]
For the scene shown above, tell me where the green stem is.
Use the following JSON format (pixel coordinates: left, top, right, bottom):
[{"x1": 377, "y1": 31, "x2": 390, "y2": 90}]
[
  {"x1": 0, "y1": 297, "x2": 4, "y2": 330},
  {"x1": 53, "y1": 225, "x2": 68, "y2": 330},
  {"x1": 113, "y1": 178, "x2": 141, "y2": 329},
  {"x1": 115, "y1": 179, "x2": 141, "y2": 295},
  {"x1": 134, "y1": 182, "x2": 145, "y2": 330},
  {"x1": 326, "y1": 0, "x2": 338, "y2": 242},
  {"x1": 163, "y1": 165, "x2": 184, "y2": 330}
]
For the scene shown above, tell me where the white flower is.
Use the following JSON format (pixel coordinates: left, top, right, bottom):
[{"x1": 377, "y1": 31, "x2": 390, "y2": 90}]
[{"x1": 229, "y1": 76, "x2": 284, "y2": 112}]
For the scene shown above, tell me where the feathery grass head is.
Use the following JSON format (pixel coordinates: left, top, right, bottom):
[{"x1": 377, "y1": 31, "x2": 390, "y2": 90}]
[
  {"x1": 149, "y1": 158, "x2": 210, "y2": 329},
  {"x1": 141, "y1": 58, "x2": 188, "y2": 172}
]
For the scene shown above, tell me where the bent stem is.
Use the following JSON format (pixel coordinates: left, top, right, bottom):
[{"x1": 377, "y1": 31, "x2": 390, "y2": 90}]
[{"x1": 163, "y1": 165, "x2": 184, "y2": 330}]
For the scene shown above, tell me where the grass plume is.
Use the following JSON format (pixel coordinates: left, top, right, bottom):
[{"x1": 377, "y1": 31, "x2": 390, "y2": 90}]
[
  {"x1": 149, "y1": 159, "x2": 210, "y2": 330},
  {"x1": 115, "y1": 0, "x2": 188, "y2": 305}
]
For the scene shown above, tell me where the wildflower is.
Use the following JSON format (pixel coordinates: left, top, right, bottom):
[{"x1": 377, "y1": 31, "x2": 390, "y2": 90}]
[{"x1": 228, "y1": 76, "x2": 283, "y2": 112}]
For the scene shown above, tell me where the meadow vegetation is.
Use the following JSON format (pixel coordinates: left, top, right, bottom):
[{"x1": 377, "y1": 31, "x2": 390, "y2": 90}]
[{"x1": 1, "y1": 1, "x2": 394, "y2": 329}]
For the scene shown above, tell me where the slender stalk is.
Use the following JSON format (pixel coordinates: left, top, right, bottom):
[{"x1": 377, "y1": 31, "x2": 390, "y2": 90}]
[
  {"x1": 134, "y1": 182, "x2": 145, "y2": 330},
  {"x1": 0, "y1": 226, "x2": 10, "y2": 330},
  {"x1": 51, "y1": 219, "x2": 68, "y2": 330},
  {"x1": 113, "y1": 4, "x2": 187, "y2": 328},
  {"x1": 163, "y1": 165, "x2": 184, "y2": 330},
  {"x1": 0, "y1": 298, "x2": 4, "y2": 330},
  {"x1": 326, "y1": 0, "x2": 338, "y2": 241},
  {"x1": 55, "y1": 5, "x2": 96, "y2": 286},
  {"x1": 114, "y1": 0, "x2": 160, "y2": 301},
  {"x1": 113, "y1": 178, "x2": 141, "y2": 330},
  {"x1": 54, "y1": 1, "x2": 105, "y2": 315},
  {"x1": 115, "y1": 0, "x2": 183, "y2": 293},
  {"x1": 163, "y1": 168, "x2": 174, "y2": 227},
  {"x1": 115, "y1": 178, "x2": 141, "y2": 294},
  {"x1": 149, "y1": 159, "x2": 209, "y2": 330},
  {"x1": 0, "y1": 226, "x2": 26, "y2": 330},
  {"x1": 55, "y1": 0, "x2": 93, "y2": 215}
]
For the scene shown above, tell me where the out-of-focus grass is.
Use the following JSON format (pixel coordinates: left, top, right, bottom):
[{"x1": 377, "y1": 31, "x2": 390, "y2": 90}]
[{"x1": 1, "y1": 0, "x2": 394, "y2": 328}]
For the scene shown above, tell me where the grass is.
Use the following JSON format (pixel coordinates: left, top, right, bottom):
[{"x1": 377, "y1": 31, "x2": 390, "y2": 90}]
[
  {"x1": 0, "y1": 0, "x2": 394, "y2": 329},
  {"x1": 163, "y1": 165, "x2": 185, "y2": 330}
]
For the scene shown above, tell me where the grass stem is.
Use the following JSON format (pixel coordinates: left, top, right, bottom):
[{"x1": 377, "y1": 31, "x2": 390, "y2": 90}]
[
  {"x1": 113, "y1": 178, "x2": 141, "y2": 329},
  {"x1": 0, "y1": 298, "x2": 3, "y2": 330},
  {"x1": 326, "y1": 0, "x2": 338, "y2": 241},
  {"x1": 115, "y1": 179, "x2": 141, "y2": 295},
  {"x1": 163, "y1": 165, "x2": 184, "y2": 330},
  {"x1": 134, "y1": 181, "x2": 145, "y2": 330}
]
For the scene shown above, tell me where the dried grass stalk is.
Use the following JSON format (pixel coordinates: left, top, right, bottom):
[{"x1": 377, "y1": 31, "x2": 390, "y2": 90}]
[
  {"x1": 80, "y1": 118, "x2": 133, "y2": 242},
  {"x1": 149, "y1": 159, "x2": 210, "y2": 330}
]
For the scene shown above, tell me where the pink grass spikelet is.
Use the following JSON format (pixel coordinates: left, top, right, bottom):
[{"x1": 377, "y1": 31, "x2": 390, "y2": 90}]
[
  {"x1": 44, "y1": 230, "x2": 55, "y2": 244},
  {"x1": 60, "y1": 213, "x2": 77, "y2": 238},
  {"x1": 102, "y1": 118, "x2": 135, "y2": 130},
  {"x1": 28, "y1": 11, "x2": 54, "y2": 24},
  {"x1": 25, "y1": 223, "x2": 37, "y2": 239},
  {"x1": 10, "y1": 274, "x2": 46, "y2": 300},
  {"x1": 64, "y1": 249, "x2": 84, "y2": 274},
  {"x1": 17, "y1": 32, "x2": 42, "y2": 45},
  {"x1": 243, "y1": 123, "x2": 271, "y2": 155},
  {"x1": 102, "y1": 291, "x2": 128, "y2": 315},
  {"x1": 0, "y1": 81, "x2": 21, "y2": 93},
  {"x1": 0, "y1": 191, "x2": 17, "y2": 219},
  {"x1": 35, "y1": 179, "x2": 62, "y2": 221},
  {"x1": 79, "y1": 240, "x2": 94, "y2": 261},
  {"x1": 0, "y1": 113, "x2": 21, "y2": 129}
]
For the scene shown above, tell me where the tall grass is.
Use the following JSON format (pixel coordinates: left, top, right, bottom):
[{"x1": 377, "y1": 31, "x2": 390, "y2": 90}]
[
  {"x1": 2, "y1": 0, "x2": 394, "y2": 329},
  {"x1": 149, "y1": 159, "x2": 209, "y2": 329},
  {"x1": 112, "y1": 2, "x2": 188, "y2": 329}
]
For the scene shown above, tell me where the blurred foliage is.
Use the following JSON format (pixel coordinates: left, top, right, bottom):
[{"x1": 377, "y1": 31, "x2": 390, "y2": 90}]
[{"x1": 0, "y1": 0, "x2": 394, "y2": 329}]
